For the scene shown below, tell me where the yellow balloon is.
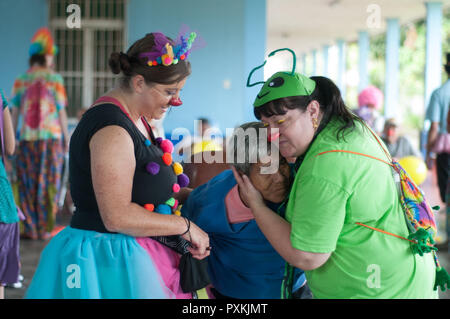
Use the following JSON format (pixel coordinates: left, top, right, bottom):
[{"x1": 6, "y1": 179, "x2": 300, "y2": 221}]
[
  {"x1": 192, "y1": 140, "x2": 223, "y2": 155},
  {"x1": 398, "y1": 156, "x2": 427, "y2": 185}
]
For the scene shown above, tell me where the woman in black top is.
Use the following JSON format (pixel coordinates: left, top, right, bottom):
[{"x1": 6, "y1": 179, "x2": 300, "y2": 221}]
[{"x1": 26, "y1": 32, "x2": 210, "y2": 299}]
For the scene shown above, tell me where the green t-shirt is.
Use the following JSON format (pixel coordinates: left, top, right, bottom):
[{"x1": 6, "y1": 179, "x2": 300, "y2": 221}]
[{"x1": 285, "y1": 118, "x2": 437, "y2": 299}]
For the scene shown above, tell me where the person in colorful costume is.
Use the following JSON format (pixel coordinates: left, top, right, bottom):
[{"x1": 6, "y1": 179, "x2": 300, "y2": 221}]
[
  {"x1": 233, "y1": 48, "x2": 439, "y2": 298},
  {"x1": 10, "y1": 27, "x2": 69, "y2": 240},
  {"x1": 26, "y1": 31, "x2": 210, "y2": 299},
  {"x1": 0, "y1": 91, "x2": 21, "y2": 298},
  {"x1": 181, "y1": 122, "x2": 310, "y2": 299}
]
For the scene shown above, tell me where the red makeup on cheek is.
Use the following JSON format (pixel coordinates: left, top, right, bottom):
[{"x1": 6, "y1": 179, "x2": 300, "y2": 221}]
[{"x1": 268, "y1": 132, "x2": 280, "y2": 142}]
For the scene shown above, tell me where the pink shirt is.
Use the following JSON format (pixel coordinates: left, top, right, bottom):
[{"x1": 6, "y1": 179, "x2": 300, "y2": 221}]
[{"x1": 225, "y1": 185, "x2": 255, "y2": 224}]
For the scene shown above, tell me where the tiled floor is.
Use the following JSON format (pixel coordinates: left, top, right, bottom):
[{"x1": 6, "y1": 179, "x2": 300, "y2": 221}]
[{"x1": 3, "y1": 169, "x2": 450, "y2": 299}]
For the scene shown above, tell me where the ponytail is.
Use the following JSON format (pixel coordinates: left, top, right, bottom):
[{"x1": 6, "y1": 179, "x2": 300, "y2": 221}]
[{"x1": 309, "y1": 76, "x2": 362, "y2": 140}]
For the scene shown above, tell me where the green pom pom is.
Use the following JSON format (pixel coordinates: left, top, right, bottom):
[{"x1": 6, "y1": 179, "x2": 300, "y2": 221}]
[
  {"x1": 408, "y1": 228, "x2": 437, "y2": 256},
  {"x1": 434, "y1": 267, "x2": 450, "y2": 291},
  {"x1": 165, "y1": 197, "x2": 175, "y2": 207},
  {"x1": 432, "y1": 205, "x2": 440, "y2": 211}
]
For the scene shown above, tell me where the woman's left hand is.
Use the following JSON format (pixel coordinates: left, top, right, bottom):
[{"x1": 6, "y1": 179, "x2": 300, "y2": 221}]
[{"x1": 231, "y1": 166, "x2": 265, "y2": 211}]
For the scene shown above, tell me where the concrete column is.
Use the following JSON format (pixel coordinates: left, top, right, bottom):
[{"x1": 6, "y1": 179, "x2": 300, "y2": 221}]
[
  {"x1": 337, "y1": 39, "x2": 346, "y2": 98},
  {"x1": 358, "y1": 31, "x2": 370, "y2": 92},
  {"x1": 385, "y1": 18, "x2": 400, "y2": 119},
  {"x1": 424, "y1": 2, "x2": 443, "y2": 108},
  {"x1": 323, "y1": 45, "x2": 329, "y2": 77},
  {"x1": 312, "y1": 49, "x2": 317, "y2": 76},
  {"x1": 302, "y1": 53, "x2": 307, "y2": 75}
]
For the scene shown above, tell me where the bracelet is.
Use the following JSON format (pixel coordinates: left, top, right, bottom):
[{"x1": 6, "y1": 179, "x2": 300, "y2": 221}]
[{"x1": 180, "y1": 216, "x2": 190, "y2": 236}]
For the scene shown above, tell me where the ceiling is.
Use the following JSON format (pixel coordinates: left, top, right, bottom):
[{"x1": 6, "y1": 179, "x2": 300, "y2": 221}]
[{"x1": 267, "y1": 0, "x2": 450, "y2": 54}]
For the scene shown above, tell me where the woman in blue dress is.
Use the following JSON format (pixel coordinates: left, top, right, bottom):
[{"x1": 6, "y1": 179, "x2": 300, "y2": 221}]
[{"x1": 26, "y1": 31, "x2": 210, "y2": 299}]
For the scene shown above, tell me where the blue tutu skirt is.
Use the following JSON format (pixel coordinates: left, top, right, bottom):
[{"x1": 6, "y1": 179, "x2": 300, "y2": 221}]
[{"x1": 26, "y1": 227, "x2": 175, "y2": 299}]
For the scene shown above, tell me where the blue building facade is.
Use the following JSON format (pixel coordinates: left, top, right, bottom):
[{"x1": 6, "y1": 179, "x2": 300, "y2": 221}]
[{"x1": 0, "y1": 0, "x2": 266, "y2": 136}]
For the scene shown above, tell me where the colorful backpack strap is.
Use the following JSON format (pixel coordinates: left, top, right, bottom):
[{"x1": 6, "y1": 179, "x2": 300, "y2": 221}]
[{"x1": 315, "y1": 121, "x2": 449, "y2": 291}]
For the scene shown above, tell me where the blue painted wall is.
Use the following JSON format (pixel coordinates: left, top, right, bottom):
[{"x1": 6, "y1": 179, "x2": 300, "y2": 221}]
[
  {"x1": 0, "y1": 0, "x2": 266, "y2": 136},
  {"x1": 0, "y1": 0, "x2": 48, "y2": 96},
  {"x1": 127, "y1": 0, "x2": 266, "y2": 136}
]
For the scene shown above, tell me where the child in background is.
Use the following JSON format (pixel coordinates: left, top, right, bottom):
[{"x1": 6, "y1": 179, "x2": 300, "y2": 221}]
[{"x1": 0, "y1": 90, "x2": 21, "y2": 299}]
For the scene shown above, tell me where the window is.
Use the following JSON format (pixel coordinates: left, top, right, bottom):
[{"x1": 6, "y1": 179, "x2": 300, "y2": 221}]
[{"x1": 49, "y1": 0, "x2": 126, "y2": 117}]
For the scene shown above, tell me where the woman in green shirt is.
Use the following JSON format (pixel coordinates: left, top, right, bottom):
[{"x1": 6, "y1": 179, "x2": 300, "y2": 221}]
[{"x1": 233, "y1": 62, "x2": 438, "y2": 298}]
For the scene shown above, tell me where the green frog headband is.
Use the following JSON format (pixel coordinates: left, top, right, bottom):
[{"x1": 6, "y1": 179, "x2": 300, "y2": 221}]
[{"x1": 247, "y1": 48, "x2": 316, "y2": 107}]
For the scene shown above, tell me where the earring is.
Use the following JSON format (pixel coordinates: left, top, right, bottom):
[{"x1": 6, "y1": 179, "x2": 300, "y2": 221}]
[{"x1": 312, "y1": 118, "x2": 318, "y2": 130}]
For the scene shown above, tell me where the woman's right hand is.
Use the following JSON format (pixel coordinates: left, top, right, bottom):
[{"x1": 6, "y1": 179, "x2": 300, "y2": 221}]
[{"x1": 182, "y1": 221, "x2": 210, "y2": 260}]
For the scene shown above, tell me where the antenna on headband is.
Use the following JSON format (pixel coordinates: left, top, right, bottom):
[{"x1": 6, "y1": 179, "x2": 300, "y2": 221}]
[{"x1": 246, "y1": 48, "x2": 297, "y2": 87}]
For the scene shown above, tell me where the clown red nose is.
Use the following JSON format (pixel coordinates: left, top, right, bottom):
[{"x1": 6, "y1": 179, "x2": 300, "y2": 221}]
[{"x1": 169, "y1": 97, "x2": 182, "y2": 106}]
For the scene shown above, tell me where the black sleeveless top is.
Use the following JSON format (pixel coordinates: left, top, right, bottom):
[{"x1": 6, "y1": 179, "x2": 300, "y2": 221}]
[{"x1": 69, "y1": 101, "x2": 177, "y2": 233}]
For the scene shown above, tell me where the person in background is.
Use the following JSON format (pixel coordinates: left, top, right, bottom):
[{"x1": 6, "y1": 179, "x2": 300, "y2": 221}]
[
  {"x1": 447, "y1": 107, "x2": 450, "y2": 253},
  {"x1": 10, "y1": 27, "x2": 69, "y2": 240},
  {"x1": 425, "y1": 53, "x2": 450, "y2": 205},
  {"x1": 354, "y1": 85, "x2": 385, "y2": 135},
  {"x1": 0, "y1": 90, "x2": 21, "y2": 298},
  {"x1": 381, "y1": 118, "x2": 422, "y2": 160},
  {"x1": 425, "y1": 53, "x2": 450, "y2": 252},
  {"x1": 181, "y1": 122, "x2": 310, "y2": 299}
]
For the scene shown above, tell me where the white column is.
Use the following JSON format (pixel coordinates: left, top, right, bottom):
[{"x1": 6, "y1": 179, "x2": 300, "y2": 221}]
[
  {"x1": 384, "y1": 18, "x2": 400, "y2": 119},
  {"x1": 323, "y1": 45, "x2": 329, "y2": 77},
  {"x1": 337, "y1": 39, "x2": 346, "y2": 98},
  {"x1": 311, "y1": 49, "x2": 317, "y2": 76},
  {"x1": 358, "y1": 31, "x2": 370, "y2": 92},
  {"x1": 424, "y1": 2, "x2": 443, "y2": 108}
]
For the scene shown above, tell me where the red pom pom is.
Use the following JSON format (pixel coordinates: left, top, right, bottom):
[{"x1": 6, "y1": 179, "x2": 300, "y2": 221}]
[
  {"x1": 180, "y1": 54, "x2": 185, "y2": 60},
  {"x1": 144, "y1": 204, "x2": 154, "y2": 212},
  {"x1": 162, "y1": 153, "x2": 173, "y2": 166},
  {"x1": 172, "y1": 183, "x2": 180, "y2": 193}
]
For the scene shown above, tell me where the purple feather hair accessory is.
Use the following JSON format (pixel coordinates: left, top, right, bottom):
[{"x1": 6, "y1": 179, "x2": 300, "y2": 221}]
[
  {"x1": 138, "y1": 26, "x2": 204, "y2": 67},
  {"x1": 139, "y1": 32, "x2": 173, "y2": 61}
]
